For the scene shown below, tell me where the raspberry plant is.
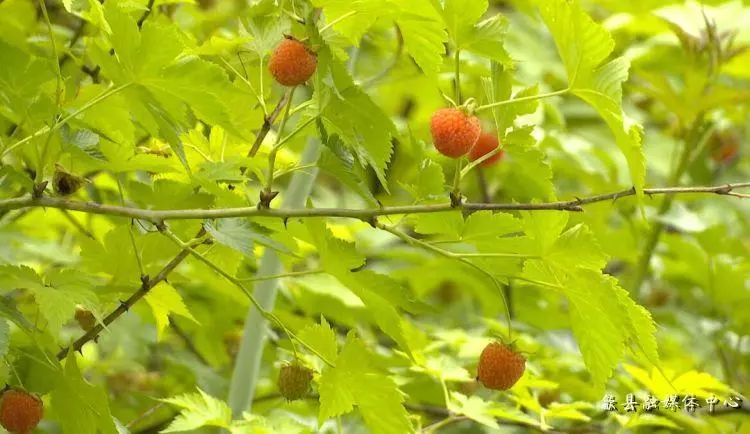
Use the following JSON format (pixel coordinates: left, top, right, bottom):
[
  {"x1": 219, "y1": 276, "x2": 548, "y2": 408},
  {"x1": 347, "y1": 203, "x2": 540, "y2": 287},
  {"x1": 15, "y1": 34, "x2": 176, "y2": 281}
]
[{"x1": 0, "y1": 0, "x2": 748, "y2": 433}]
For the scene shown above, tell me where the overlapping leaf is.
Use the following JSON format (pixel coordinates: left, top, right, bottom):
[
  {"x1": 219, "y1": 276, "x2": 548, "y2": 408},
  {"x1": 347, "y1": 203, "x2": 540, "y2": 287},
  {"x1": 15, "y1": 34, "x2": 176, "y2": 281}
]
[
  {"x1": 51, "y1": 353, "x2": 118, "y2": 434},
  {"x1": 315, "y1": 46, "x2": 397, "y2": 188},
  {"x1": 538, "y1": 0, "x2": 645, "y2": 196},
  {"x1": 520, "y1": 211, "x2": 658, "y2": 389},
  {"x1": 318, "y1": 334, "x2": 413, "y2": 434}
]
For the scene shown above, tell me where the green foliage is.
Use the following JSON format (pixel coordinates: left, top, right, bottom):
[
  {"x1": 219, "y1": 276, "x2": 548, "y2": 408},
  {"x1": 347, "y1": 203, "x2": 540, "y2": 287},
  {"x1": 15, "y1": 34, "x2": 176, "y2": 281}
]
[
  {"x1": 318, "y1": 334, "x2": 412, "y2": 434},
  {"x1": 539, "y1": 0, "x2": 646, "y2": 198},
  {"x1": 51, "y1": 353, "x2": 118, "y2": 434},
  {"x1": 0, "y1": 0, "x2": 748, "y2": 433}
]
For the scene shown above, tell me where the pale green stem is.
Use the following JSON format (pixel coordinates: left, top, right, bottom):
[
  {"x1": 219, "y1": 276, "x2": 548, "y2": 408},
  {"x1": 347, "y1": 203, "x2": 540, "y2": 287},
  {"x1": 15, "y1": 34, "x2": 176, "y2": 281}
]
[
  {"x1": 227, "y1": 139, "x2": 321, "y2": 417},
  {"x1": 265, "y1": 86, "x2": 297, "y2": 194},
  {"x1": 377, "y1": 223, "x2": 514, "y2": 340},
  {"x1": 161, "y1": 227, "x2": 334, "y2": 367},
  {"x1": 236, "y1": 269, "x2": 322, "y2": 282},
  {"x1": 37, "y1": 0, "x2": 64, "y2": 184},
  {"x1": 2, "y1": 83, "x2": 133, "y2": 158},
  {"x1": 117, "y1": 175, "x2": 144, "y2": 276},
  {"x1": 454, "y1": 49, "x2": 462, "y2": 104},
  {"x1": 319, "y1": 11, "x2": 358, "y2": 34},
  {"x1": 631, "y1": 119, "x2": 711, "y2": 294},
  {"x1": 474, "y1": 88, "x2": 569, "y2": 113},
  {"x1": 460, "y1": 147, "x2": 503, "y2": 179},
  {"x1": 221, "y1": 58, "x2": 266, "y2": 114},
  {"x1": 422, "y1": 416, "x2": 466, "y2": 434},
  {"x1": 273, "y1": 163, "x2": 317, "y2": 179},
  {"x1": 452, "y1": 158, "x2": 462, "y2": 200},
  {"x1": 273, "y1": 116, "x2": 317, "y2": 148}
]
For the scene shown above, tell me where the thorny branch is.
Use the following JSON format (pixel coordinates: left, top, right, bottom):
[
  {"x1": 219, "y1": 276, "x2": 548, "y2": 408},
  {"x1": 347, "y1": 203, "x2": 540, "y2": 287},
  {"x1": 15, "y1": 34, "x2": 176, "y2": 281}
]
[
  {"x1": 2, "y1": 183, "x2": 748, "y2": 224},
  {"x1": 56, "y1": 229, "x2": 207, "y2": 360}
]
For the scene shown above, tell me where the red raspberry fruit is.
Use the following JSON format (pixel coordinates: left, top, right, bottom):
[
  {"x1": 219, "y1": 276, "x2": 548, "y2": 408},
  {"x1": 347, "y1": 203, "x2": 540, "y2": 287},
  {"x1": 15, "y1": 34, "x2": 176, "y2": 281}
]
[
  {"x1": 430, "y1": 108, "x2": 481, "y2": 158},
  {"x1": 469, "y1": 133, "x2": 504, "y2": 167},
  {"x1": 477, "y1": 341, "x2": 525, "y2": 391},
  {"x1": 0, "y1": 389, "x2": 43, "y2": 434},
  {"x1": 711, "y1": 141, "x2": 739, "y2": 164},
  {"x1": 269, "y1": 37, "x2": 317, "y2": 87}
]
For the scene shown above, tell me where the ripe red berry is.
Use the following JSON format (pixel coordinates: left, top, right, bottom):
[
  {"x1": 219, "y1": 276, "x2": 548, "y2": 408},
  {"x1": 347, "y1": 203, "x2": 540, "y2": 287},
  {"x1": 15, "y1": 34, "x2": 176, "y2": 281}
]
[
  {"x1": 0, "y1": 389, "x2": 43, "y2": 434},
  {"x1": 477, "y1": 341, "x2": 525, "y2": 391},
  {"x1": 711, "y1": 141, "x2": 739, "y2": 164},
  {"x1": 277, "y1": 362, "x2": 313, "y2": 401},
  {"x1": 469, "y1": 133, "x2": 504, "y2": 167},
  {"x1": 268, "y1": 37, "x2": 317, "y2": 87},
  {"x1": 430, "y1": 108, "x2": 481, "y2": 158}
]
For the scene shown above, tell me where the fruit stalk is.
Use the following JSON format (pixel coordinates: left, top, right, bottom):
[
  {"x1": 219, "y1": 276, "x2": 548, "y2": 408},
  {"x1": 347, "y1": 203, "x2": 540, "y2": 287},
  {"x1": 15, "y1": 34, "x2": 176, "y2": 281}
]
[
  {"x1": 227, "y1": 139, "x2": 321, "y2": 417},
  {"x1": 264, "y1": 86, "x2": 297, "y2": 203}
]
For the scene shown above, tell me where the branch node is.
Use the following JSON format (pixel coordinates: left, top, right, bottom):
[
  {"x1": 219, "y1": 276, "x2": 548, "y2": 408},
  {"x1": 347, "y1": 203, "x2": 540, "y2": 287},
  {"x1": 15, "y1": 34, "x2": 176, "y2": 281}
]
[
  {"x1": 449, "y1": 191, "x2": 463, "y2": 208},
  {"x1": 365, "y1": 215, "x2": 379, "y2": 228},
  {"x1": 258, "y1": 190, "x2": 279, "y2": 209},
  {"x1": 350, "y1": 262, "x2": 367, "y2": 272},
  {"x1": 716, "y1": 184, "x2": 733, "y2": 195},
  {"x1": 154, "y1": 220, "x2": 167, "y2": 232},
  {"x1": 140, "y1": 274, "x2": 150, "y2": 287},
  {"x1": 32, "y1": 181, "x2": 48, "y2": 199},
  {"x1": 119, "y1": 300, "x2": 130, "y2": 312}
]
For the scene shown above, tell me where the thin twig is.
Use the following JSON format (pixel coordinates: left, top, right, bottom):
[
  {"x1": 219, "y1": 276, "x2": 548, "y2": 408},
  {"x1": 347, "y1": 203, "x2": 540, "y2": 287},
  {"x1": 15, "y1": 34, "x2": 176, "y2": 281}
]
[
  {"x1": 247, "y1": 91, "x2": 292, "y2": 158},
  {"x1": 59, "y1": 209, "x2": 95, "y2": 239},
  {"x1": 421, "y1": 415, "x2": 467, "y2": 433},
  {"x1": 137, "y1": 0, "x2": 157, "y2": 28},
  {"x1": 362, "y1": 25, "x2": 404, "y2": 88},
  {"x1": 159, "y1": 227, "x2": 336, "y2": 367},
  {"x1": 264, "y1": 86, "x2": 298, "y2": 198},
  {"x1": 56, "y1": 229, "x2": 206, "y2": 360},
  {"x1": 126, "y1": 402, "x2": 165, "y2": 429},
  {"x1": 170, "y1": 320, "x2": 210, "y2": 365},
  {"x1": 1, "y1": 183, "x2": 748, "y2": 222},
  {"x1": 476, "y1": 168, "x2": 491, "y2": 203},
  {"x1": 377, "y1": 223, "x2": 514, "y2": 340},
  {"x1": 475, "y1": 88, "x2": 569, "y2": 113},
  {"x1": 59, "y1": 17, "x2": 86, "y2": 68},
  {"x1": 2, "y1": 83, "x2": 133, "y2": 158}
]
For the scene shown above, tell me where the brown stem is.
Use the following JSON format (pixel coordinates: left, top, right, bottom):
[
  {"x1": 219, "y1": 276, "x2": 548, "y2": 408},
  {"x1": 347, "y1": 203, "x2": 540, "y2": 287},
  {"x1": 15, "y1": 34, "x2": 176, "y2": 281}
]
[
  {"x1": 247, "y1": 91, "x2": 292, "y2": 158},
  {"x1": 169, "y1": 320, "x2": 210, "y2": 365},
  {"x1": 137, "y1": 0, "x2": 157, "y2": 28},
  {"x1": 56, "y1": 228, "x2": 205, "y2": 360},
  {"x1": 2, "y1": 182, "x2": 748, "y2": 222}
]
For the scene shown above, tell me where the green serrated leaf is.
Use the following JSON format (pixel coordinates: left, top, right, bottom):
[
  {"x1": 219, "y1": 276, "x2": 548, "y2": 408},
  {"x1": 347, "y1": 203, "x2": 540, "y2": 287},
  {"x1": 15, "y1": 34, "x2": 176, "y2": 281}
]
[
  {"x1": 161, "y1": 388, "x2": 232, "y2": 432},
  {"x1": 316, "y1": 46, "x2": 396, "y2": 189},
  {"x1": 51, "y1": 352, "x2": 118, "y2": 434},
  {"x1": 441, "y1": 0, "x2": 488, "y2": 46},
  {"x1": 31, "y1": 270, "x2": 100, "y2": 338},
  {"x1": 318, "y1": 335, "x2": 413, "y2": 434},
  {"x1": 462, "y1": 15, "x2": 512, "y2": 66},
  {"x1": 298, "y1": 317, "x2": 338, "y2": 363},
  {"x1": 393, "y1": 1, "x2": 448, "y2": 76},
  {"x1": 145, "y1": 282, "x2": 198, "y2": 341},
  {"x1": 539, "y1": 0, "x2": 644, "y2": 196},
  {"x1": 312, "y1": 0, "x2": 382, "y2": 45}
]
